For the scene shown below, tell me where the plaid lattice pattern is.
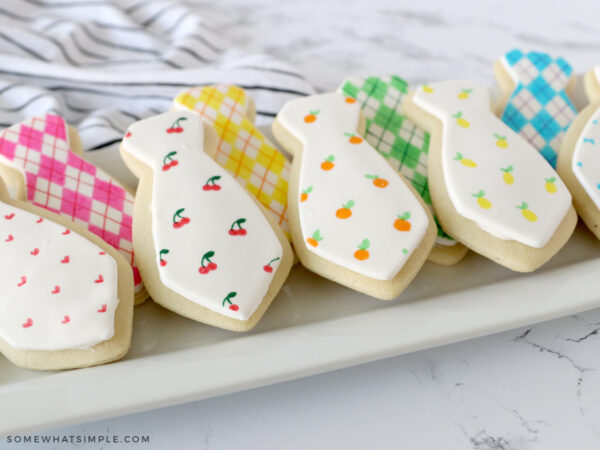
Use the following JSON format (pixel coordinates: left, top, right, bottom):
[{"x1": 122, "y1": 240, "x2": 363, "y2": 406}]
[
  {"x1": 341, "y1": 75, "x2": 431, "y2": 202},
  {"x1": 340, "y1": 75, "x2": 453, "y2": 241},
  {"x1": 501, "y1": 49, "x2": 577, "y2": 167},
  {"x1": 0, "y1": 115, "x2": 140, "y2": 287},
  {"x1": 174, "y1": 85, "x2": 290, "y2": 236}
]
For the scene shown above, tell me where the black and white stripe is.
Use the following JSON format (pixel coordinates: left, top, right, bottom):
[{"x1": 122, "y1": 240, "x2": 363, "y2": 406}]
[{"x1": 0, "y1": 0, "x2": 314, "y2": 151}]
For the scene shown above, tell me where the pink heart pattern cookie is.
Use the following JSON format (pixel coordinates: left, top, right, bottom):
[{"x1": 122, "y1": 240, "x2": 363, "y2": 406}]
[
  {"x1": 0, "y1": 115, "x2": 144, "y2": 299},
  {"x1": 0, "y1": 203, "x2": 119, "y2": 352}
]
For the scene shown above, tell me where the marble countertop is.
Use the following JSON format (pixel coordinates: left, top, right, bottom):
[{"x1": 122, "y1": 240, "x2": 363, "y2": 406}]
[{"x1": 13, "y1": 0, "x2": 600, "y2": 448}]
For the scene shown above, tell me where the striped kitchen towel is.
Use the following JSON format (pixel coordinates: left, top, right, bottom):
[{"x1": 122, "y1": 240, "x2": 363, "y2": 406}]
[{"x1": 0, "y1": 0, "x2": 315, "y2": 151}]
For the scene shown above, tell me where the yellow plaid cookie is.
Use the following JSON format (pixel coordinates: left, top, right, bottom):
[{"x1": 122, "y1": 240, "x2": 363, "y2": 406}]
[{"x1": 173, "y1": 85, "x2": 290, "y2": 236}]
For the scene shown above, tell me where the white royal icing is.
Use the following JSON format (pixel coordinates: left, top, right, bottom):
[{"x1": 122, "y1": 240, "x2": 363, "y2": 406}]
[
  {"x1": 277, "y1": 92, "x2": 429, "y2": 281},
  {"x1": 122, "y1": 112, "x2": 283, "y2": 321},
  {"x1": 572, "y1": 107, "x2": 600, "y2": 210},
  {"x1": 413, "y1": 80, "x2": 571, "y2": 248},
  {"x1": 0, "y1": 114, "x2": 142, "y2": 294},
  {"x1": 0, "y1": 203, "x2": 119, "y2": 351},
  {"x1": 337, "y1": 75, "x2": 456, "y2": 248}
]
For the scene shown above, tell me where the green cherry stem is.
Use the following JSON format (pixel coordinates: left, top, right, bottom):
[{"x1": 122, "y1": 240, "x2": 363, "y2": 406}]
[
  {"x1": 167, "y1": 117, "x2": 187, "y2": 133},
  {"x1": 162, "y1": 151, "x2": 179, "y2": 171},
  {"x1": 199, "y1": 250, "x2": 216, "y2": 273},
  {"x1": 263, "y1": 257, "x2": 280, "y2": 273},
  {"x1": 159, "y1": 249, "x2": 169, "y2": 266},
  {"x1": 222, "y1": 291, "x2": 239, "y2": 311},
  {"x1": 203, "y1": 175, "x2": 222, "y2": 191},
  {"x1": 172, "y1": 208, "x2": 190, "y2": 228},
  {"x1": 163, "y1": 151, "x2": 177, "y2": 165},
  {"x1": 200, "y1": 251, "x2": 215, "y2": 267},
  {"x1": 229, "y1": 218, "x2": 247, "y2": 236}
]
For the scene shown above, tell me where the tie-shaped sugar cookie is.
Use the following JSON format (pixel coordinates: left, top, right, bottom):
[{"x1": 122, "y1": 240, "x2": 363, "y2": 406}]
[
  {"x1": 120, "y1": 111, "x2": 292, "y2": 331},
  {"x1": 339, "y1": 75, "x2": 468, "y2": 266},
  {"x1": 494, "y1": 49, "x2": 578, "y2": 167},
  {"x1": 586, "y1": 65, "x2": 600, "y2": 100},
  {"x1": 173, "y1": 84, "x2": 290, "y2": 237},
  {"x1": 0, "y1": 178, "x2": 133, "y2": 370},
  {"x1": 403, "y1": 80, "x2": 577, "y2": 271},
  {"x1": 0, "y1": 115, "x2": 146, "y2": 304},
  {"x1": 272, "y1": 92, "x2": 436, "y2": 300},
  {"x1": 557, "y1": 68, "x2": 600, "y2": 239}
]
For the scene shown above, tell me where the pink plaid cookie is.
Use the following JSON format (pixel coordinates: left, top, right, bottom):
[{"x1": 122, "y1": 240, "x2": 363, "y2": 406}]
[{"x1": 0, "y1": 115, "x2": 143, "y2": 298}]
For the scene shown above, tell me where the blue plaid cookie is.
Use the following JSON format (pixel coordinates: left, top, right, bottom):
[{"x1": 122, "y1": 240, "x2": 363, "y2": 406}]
[{"x1": 499, "y1": 49, "x2": 577, "y2": 167}]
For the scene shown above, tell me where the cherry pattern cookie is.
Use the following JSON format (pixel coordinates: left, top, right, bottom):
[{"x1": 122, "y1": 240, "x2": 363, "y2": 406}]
[
  {"x1": 120, "y1": 111, "x2": 291, "y2": 330},
  {"x1": 173, "y1": 84, "x2": 290, "y2": 236},
  {"x1": 0, "y1": 115, "x2": 144, "y2": 301},
  {"x1": 403, "y1": 80, "x2": 576, "y2": 271},
  {"x1": 273, "y1": 92, "x2": 435, "y2": 299},
  {"x1": 495, "y1": 49, "x2": 577, "y2": 167},
  {"x1": 0, "y1": 203, "x2": 119, "y2": 352}
]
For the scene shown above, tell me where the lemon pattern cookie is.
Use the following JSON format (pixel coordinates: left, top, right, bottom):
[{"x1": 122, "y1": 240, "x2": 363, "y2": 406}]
[{"x1": 411, "y1": 80, "x2": 571, "y2": 248}]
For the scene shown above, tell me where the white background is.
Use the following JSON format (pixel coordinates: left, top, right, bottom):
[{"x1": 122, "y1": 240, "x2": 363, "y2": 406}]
[{"x1": 4, "y1": 0, "x2": 600, "y2": 448}]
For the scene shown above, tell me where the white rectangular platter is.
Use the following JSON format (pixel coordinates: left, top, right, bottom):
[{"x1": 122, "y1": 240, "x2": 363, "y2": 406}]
[{"x1": 1, "y1": 126, "x2": 600, "y2": 435}]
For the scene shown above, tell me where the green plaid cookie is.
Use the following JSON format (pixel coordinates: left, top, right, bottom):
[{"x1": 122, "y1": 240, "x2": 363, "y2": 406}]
[{"x1": 339, "y1": 75, "x2": 455, "y2": 244}]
